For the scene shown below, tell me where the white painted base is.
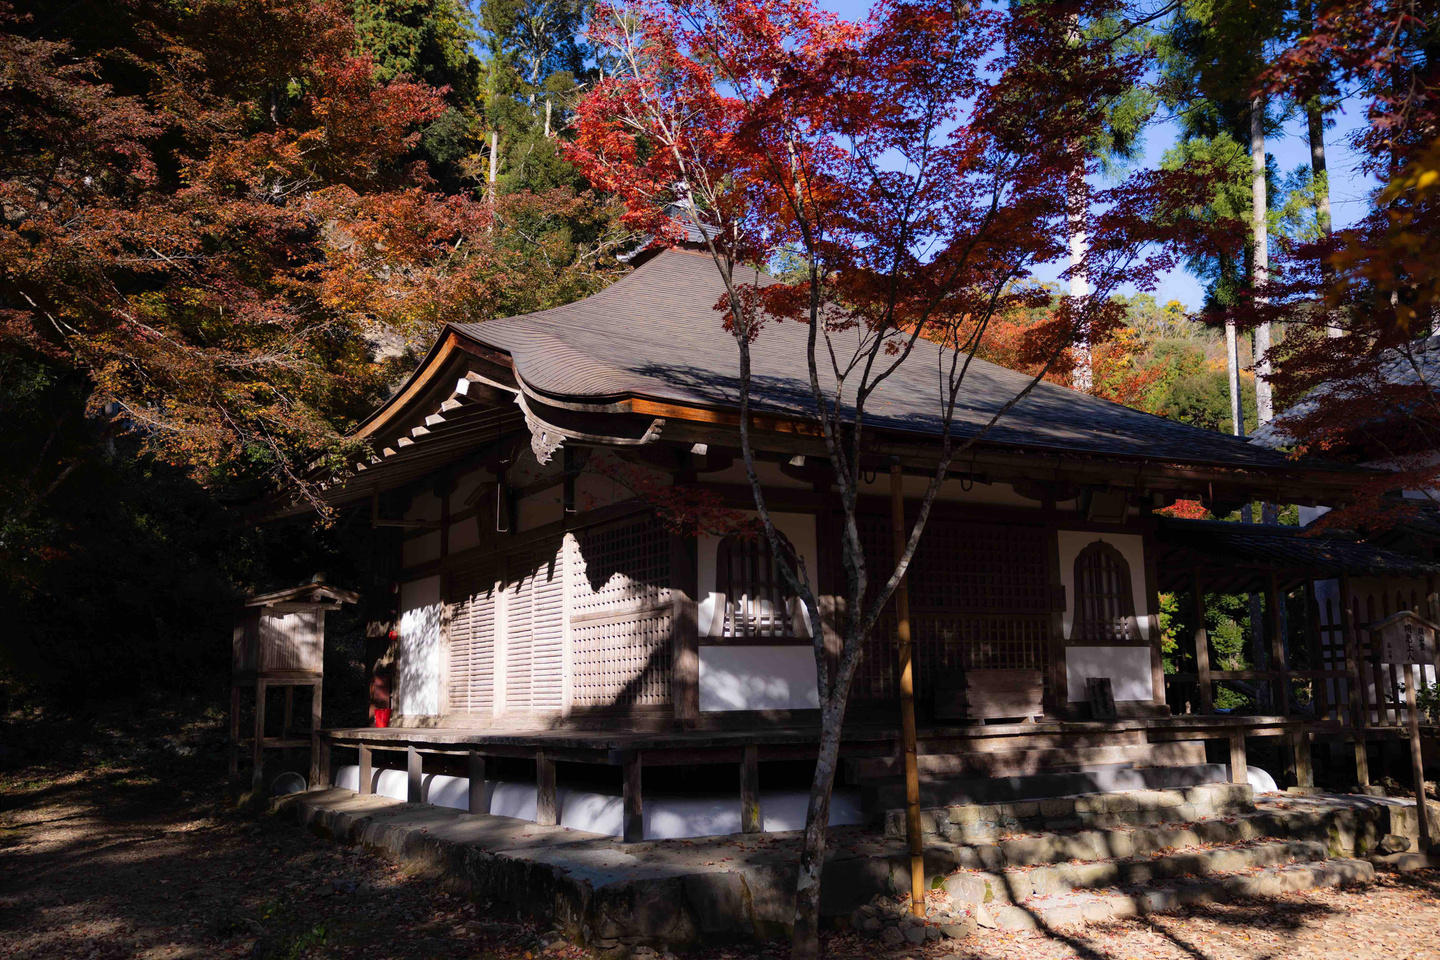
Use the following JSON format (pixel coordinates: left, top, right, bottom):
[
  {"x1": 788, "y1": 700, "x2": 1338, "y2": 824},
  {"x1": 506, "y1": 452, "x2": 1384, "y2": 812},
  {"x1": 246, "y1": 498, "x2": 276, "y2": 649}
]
[
  {"x1": 1065, "y1": 645, "x2": 1154, "y2": 702},
  {"x1": 334, "y1": 765, "x2": 862, "y2": 840}
]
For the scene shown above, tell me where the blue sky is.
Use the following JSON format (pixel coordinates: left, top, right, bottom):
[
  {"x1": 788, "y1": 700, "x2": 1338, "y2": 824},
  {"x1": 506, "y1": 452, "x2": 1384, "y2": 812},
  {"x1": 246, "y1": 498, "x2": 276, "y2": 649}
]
[{"x1": 811, "y1": 0, "x2": 1379, "y2": 309}]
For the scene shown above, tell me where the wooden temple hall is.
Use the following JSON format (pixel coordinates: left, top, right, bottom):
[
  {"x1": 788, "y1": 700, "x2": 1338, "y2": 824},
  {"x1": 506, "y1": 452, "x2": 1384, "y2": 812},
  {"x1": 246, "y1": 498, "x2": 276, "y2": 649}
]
[{"x1": 269, "y1": 239, "x2": 1440, "y2": 841}]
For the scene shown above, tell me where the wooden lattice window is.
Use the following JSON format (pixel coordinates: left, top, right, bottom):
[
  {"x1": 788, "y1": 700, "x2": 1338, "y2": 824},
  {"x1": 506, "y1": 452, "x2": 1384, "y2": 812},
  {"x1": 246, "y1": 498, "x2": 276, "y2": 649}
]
[
  {"x1": 1072, "y1": 540, "x2": 1136, "y2": 642},
  {"x1": 717, "y1": 532, "x2": 802, "y2": 639}
]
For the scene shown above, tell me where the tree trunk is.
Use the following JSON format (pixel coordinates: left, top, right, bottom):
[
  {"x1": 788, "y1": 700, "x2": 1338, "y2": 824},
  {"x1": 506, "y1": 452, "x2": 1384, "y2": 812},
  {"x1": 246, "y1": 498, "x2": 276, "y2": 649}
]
[
  {"x1": 1226, "y1": 317, "x2": 1245, "y2": 438},
  {"x1": 790, "y1": 692, "x2": 848, "y2": 960},
  {"x1": 1069, "y1": 167, "x2": 1093, "y2": 393},
  {"x1": 1300, "y1": 0, "x2": 1341, "y2": 338},
  {"x1": 1250, "y1": 92, "x2": 1273, "y2": 427}
]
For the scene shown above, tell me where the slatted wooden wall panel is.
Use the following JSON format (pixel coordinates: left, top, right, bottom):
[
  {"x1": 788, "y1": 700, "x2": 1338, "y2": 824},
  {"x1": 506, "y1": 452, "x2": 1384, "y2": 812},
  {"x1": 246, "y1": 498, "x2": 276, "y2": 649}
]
[
  {"x1": 505, "y1": 563, "x2": 535, "y2": 712},
  {"x1": 530, "y1": 551, "x2": 566, "y2": 713},
  {"x1": 447, "y1": 566, "x2": 497, "y2": 715},
  {"x1": 570, "y1": 516, "x2": 673, "y2": 709}
]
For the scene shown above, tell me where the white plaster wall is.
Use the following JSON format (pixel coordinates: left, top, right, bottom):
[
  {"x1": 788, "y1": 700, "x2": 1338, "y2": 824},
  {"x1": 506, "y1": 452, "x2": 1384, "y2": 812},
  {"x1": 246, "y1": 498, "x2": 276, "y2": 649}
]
[
  {"x1": 334, "y1": 766, "x2": 863, "y2": 840},
  {"x1": 697, "y1": 511, "x2": 818, "y2": 637},
  {"x1": 395, "y1": 575, "x2": 442, "y2": 717},
  {"x1": 1065, "y1": 645, "x2": 1155, "y2": 702},
  {"x1": 402, "y1": 530, "x2": 442, "y2": 567},
  {"x1": 1057, "y1": 530, "x2": 1152, "y2": 640},
  {"x1": 698, "y1": 644, "x2": 820, "y2": 711}
]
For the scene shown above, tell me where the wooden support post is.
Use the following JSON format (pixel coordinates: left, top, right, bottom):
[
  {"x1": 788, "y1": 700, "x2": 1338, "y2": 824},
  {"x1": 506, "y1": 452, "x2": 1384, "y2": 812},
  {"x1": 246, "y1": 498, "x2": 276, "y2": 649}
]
[
  {"x1": 671, "y1": 533, "x2": 700, "y2": 725},
  {"x1": 1340, "y1": 575, "x2": 1370, "y2": 786},
  {"x1": 1191, "y1": 570, "x2": 1214, "y2": 714},
  {"x1": 313, "y1": 737, "x2": 331, "y2": 790},
  {"x1": 359, "y1": 744, "x2": 373, "y2": 796},
  {"x1": 740, "y1": 745, "x2": 762, "y2": 834},
  {"x1": 252, "y1": 679, "x2": 267, "y2": 794},
  {"x1": 536, "y1": 751, "x2": 557, "y2": 826},
  {"x1": 407, "y1": 745, "x2": 423, "y2": 803},
  {"x1": 623, "y1": 752, "x2": 644, "y2": 843},
  {"x1": 468, "y1": 751, "x2": 488, "y2": 815},
  {"x1": 1229, "y1": 730, "x2": 1248, "y2": 786},
  {"x1": 1292, "y1": 724, "x2": 1313, "y2": 788},
  {"x1": 1266, "y1": 572, "x2": 1290, "y2": 717},
  {"x1": 308, "y1": 681, "x2": 324, "y2": 788},
  {"x1": 1406, "y1": 664, "x2": 1432, "y2": 851},
  {"x1": 890, "y1": 461, "x2": 924, "y2": 918},
  {"x1": 228, "y1": 683, "x2": 241, "y2": 778}
]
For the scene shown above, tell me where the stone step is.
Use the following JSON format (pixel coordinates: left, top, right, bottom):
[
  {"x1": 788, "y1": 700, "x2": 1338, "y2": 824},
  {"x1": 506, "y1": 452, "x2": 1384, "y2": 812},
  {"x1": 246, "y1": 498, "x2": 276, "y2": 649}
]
[
  {"x1": 941, "y1": 838, "x2": 1330, "y2": 904},
  {"x1": 982, "y1": 858, "x2": 1375, "y2": 930},
  {"x1": 882, "y1": 782, "x2": 1254, "y2": 840},
  {"x1": 847, "y1": 742, "x2": 1206, "y2": 782},
  {"x1": 866, "y1": 763, "x2": 1231, "y2": 812}
]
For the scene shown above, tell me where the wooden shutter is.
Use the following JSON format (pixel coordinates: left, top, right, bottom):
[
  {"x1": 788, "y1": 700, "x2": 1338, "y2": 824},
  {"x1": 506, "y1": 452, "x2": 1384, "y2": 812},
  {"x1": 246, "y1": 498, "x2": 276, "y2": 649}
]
[
  {"x1": 447, "y1": 566, "x2": 497, "y2": 715},
  {"x1": 531, "y1": 548, "x2": 566, "y2": 712},
  {"x1": 505, "y1": 564, "x2": 535, "y2": 712},
  {"x1": 1073, "y1": 540, "x2": 1136, "y2": 642}
]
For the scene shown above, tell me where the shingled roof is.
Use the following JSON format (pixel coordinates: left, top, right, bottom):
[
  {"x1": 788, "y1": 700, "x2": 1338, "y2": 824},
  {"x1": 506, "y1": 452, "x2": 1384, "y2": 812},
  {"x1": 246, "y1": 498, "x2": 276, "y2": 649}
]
[
  {"x1": 1154, "y1": 517, "x2": 1440, "y2": 592},
  {"x1": 450, "y1": 247, "x2": 1340, "y2": 472}
]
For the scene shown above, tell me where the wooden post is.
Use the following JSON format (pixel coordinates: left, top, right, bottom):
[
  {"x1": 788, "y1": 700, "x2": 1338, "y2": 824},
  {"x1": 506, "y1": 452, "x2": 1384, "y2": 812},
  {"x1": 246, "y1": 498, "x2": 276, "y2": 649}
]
[
  {"x1": 1266, "y1": 572, "x2": 1290, "y2": 717},
  {"x1": 1292, "y1": 724, "x2": 1313, "y2": 788},
  {"x1": 359, "y1": 744, "x2": 373, "y2": 796},
  {"x1": 251, "y1": 679, "x2": 267, "y2": 794},
  {"x1": 407, "y1": 745, "x2": 423, "y2": 803},
  {"x1": 671, "y1": 533, "x2": 700, "y2": 724},
  {"x1": 313, "y1": 737, "x2": 332, "y2": 790},
  {"x1": 536, "y1": 750, "x2": 557, "y2": 826},
  {"x1": 1229, "y1": 730, "x2": 1248, "y2": 786},
  {"x1": 740, "y1": 744, "x2": 762, "y2": 834},
  {"x1": 1191, "y1": 570, "x2": 1214, "y2": 714},
  {"x1": 623, "y1": 751, "x2": 644, "y2": 843},
  {"x1": 228, "y1": 683, "x2": 241, "y2": 778},
  {"x1": 1339, "y1": 575, "x2": 1370, "y2": 785},
  {"x1": 468, "y1": 751, "x2": 488, "y2": 815},
  {"x1": 308, "y1": 680, "x2": 324, "y2": 788},
  {"x1": 890, "y1": 461, "x2": 923, "y2": 918},
  {"x1": 1406, "y1": 663, "x2": 1432, "y2": 850}
]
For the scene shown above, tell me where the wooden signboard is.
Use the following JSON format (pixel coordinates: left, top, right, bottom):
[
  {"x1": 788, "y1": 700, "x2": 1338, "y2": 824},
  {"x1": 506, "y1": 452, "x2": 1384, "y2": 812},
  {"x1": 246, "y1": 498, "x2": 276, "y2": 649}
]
[
  {"x1": 1372, "y1": 610, "x2": 1440, "y2": 665},
  {"x1": 1367, "y1": 610, "x2": 1435, "y2": 852}
]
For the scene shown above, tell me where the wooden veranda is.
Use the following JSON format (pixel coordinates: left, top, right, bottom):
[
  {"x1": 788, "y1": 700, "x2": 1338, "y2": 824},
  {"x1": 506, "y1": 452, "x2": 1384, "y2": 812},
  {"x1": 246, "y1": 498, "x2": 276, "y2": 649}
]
[{"x1": 1156, "y1": 518, "x2": 1440, "y2": 787}]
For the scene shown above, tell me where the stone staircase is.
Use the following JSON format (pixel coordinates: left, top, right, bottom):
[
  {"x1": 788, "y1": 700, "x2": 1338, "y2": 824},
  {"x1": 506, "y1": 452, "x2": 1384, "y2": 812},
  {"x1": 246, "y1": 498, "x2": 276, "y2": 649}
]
[{"x1": 864, "y1": 786, "x2": 1437, "y2": 933}]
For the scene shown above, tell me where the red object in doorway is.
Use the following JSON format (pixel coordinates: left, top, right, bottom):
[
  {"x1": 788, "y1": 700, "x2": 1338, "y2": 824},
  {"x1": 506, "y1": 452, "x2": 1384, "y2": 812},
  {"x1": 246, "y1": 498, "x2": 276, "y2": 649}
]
[{"x1": 373, "y1": 708, "x2": 391, "y2": 728}]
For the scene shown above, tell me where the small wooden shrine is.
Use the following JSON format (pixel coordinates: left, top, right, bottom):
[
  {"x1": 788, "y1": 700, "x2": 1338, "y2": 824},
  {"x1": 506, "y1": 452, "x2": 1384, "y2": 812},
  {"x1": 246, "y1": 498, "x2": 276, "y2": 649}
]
[{"x1": 230, "y1": 580, "x2": 358, "y2": 792}]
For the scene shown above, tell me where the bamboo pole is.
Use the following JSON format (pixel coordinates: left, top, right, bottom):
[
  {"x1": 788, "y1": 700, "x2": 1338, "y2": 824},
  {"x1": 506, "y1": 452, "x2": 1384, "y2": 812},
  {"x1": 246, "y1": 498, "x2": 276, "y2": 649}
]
[{"x1": 890, "y1": 461, "x2": 924, "y2": 918}]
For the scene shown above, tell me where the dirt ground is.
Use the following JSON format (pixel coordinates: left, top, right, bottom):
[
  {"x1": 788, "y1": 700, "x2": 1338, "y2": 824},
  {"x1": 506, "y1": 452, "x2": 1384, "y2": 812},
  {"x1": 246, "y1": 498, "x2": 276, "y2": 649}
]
[{"x1": 3, "y1": 746, "x2": 1440, "y2": 960}]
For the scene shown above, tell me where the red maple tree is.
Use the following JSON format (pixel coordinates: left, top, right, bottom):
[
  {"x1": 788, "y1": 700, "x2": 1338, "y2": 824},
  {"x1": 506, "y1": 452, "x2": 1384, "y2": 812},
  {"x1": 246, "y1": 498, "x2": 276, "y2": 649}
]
[{"x1": 566, "y1": 0, "x2": 1215, "y2": 952}]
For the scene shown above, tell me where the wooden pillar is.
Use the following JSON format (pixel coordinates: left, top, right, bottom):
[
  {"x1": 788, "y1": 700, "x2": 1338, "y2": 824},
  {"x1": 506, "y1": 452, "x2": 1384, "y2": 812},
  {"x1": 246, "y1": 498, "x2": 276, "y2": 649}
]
[
  {"x1": 407, "y1": 745, "x2": 423, "y2": 803},
  {"x1": 1266, "y1": 573, "x2": 1290, "y2": 717},
  {"x1": 740, "y1": 745, "x2": 762, "y2": 834},
  {"x1": 1428, "y1": 576, "x2": 1440, "y2": 702},
  {"x1": 359, "y1": 744, "x2": 373, "y2": 796},
  {"x1": 890, "y1": 461, "x2": 923, "y2": 918},
  {"x1": 1339, "y1": 575, "x2": 1370, "y2": 785},
  {"x1": 536, "y1": 750, "x2": 557, "y2": 826},
  {"x1": 1229, "y1": 730, "x2": 1248, "y2": 786},
  {"x1": 228, "y1": 683, "x2": 241, "y2": 778},
  {"x1": 251, "y1": 679, "x2": 268, "y2": 794},
  {"x1": 308, "y1": 680, "x2": 324, "y2": 788},
  {"x1": 1292, "y1": 724, "x2": 1314, "y2": 788},
  {"x1": 623, "y1": 751, "x2": 644, "y2": 843},
  {"x1": 1191, "y1": 570, "x2": 1214, "y2": 714},
  {"x1": 1406, "y1": 663, "x2": 1432, "y2": 850},
  {"x1": 671, "y1": 533, "x2": 700, "y2": 724},
  {"x1": 468, "y1": 751, "x2": 488, "y2": 815}
]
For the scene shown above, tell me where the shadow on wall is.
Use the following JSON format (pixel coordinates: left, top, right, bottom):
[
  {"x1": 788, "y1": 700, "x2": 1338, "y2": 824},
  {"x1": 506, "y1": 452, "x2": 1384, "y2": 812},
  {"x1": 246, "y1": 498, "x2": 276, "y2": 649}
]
[{"x1": 396, "y1": 577, "x2": 443, "y2": 716}]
